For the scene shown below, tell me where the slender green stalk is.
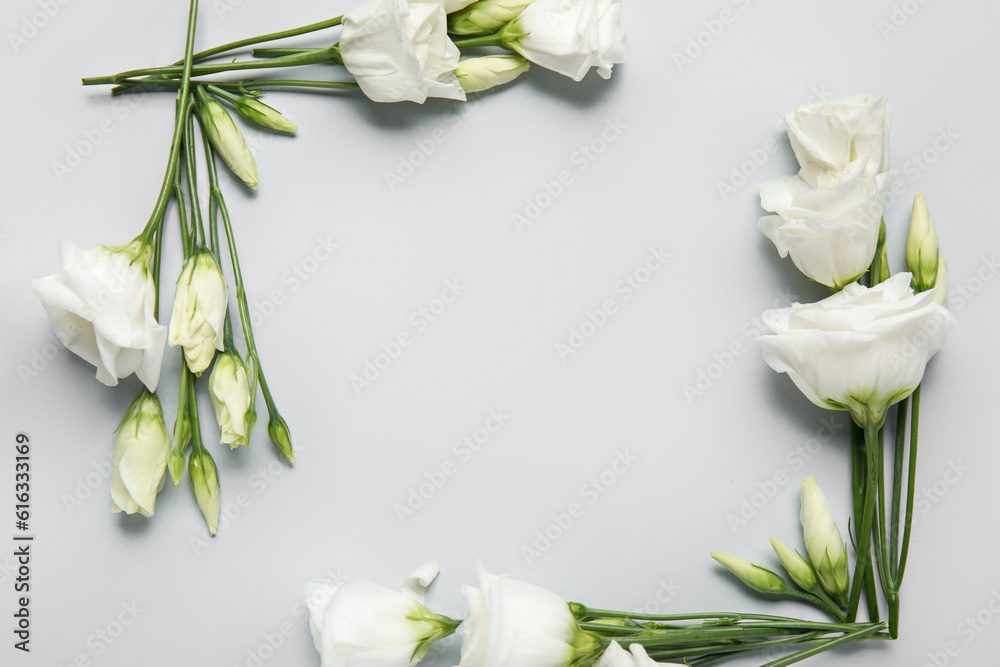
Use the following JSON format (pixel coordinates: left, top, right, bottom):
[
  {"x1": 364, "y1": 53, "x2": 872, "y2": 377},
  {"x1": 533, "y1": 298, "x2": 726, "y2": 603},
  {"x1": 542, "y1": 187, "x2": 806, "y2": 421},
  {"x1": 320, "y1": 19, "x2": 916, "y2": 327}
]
[
  {"x1": 136, "y1": 0, "x2": 200, "y2": 243},
  {"x1": 890, "y1": 398, "x2": 910, "y2": 581},
  {"x1": 182, "y1": 16, "x2": 342, "y2": 64},
  {"x1": 874, "y1": 426, "x2": 891, "y2": 600},
  {"x1": 645, "y1": 631, "x2": 823, "y2": 661},
  {"x1": 453, "y1": 34, "x2": 506, "y2": 49},
  {"x1": 111, "y1": 77, "x2": 360, "y2": 96},
  {"x1": 251, "y1": 47, "x2": 321, "y2": 58},
  {"x1": 896, "y1": 386, "x2": 921, "y2": 584},
  {"x1": 847, "y1": 423, "x2": 880, "y2": 622},
  {"x1": 83, "y1": 47, "x2": 340, "y2": 86},
  {"x1": 759, "y1": 623, "x2": 887, "y2": 667},
  {"x1": 183, "y1": 109, "x2": 206, "y2": 248},
  {"x1": 850, "y1": 424, "x2": 881, "y2": 623}
]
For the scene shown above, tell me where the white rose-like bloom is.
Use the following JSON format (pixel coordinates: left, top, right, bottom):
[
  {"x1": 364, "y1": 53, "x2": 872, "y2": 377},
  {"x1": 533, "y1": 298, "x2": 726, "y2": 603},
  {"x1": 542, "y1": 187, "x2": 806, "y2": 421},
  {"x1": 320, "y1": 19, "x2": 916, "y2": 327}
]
[
  {"x1": 800, "y1": 476, "x2": 850, "y2": 605},
  {"x1": 782, "y1": 94, "x2": 893, "y2": 188},
  {"x1": 457, "y1": 559, "x2": 598, "y2": 667},
  {"x1": 757, "y1": 273, "x2": 955, "y2": 428},
  {"x1": 208, "y1": 351, "x2": 252, "y2": 448},
  {"x1": 758, "y1": 165, "x2": 897, "y2": 289},
  {"x1": 111, "y1": 391, "x2": 170, "y2": 516},
  {"x1": 168, "y1": 250, "x2": 228, "y2": 375},
  {"x1": 305, "y1": 562, "x2": 456, "y2": 667},
  {"x1": 501, "y1": 0, "x2": 626, "y2": 81},
  {"x1": 341, "y1": 0, "x2": 466, "y2": 103},
  {"x1": 31, "y1": 239, "x2": 166, "y2": 390},
  {"x1": 596, "y1": 641, "x2": 680, "y2": 666}
]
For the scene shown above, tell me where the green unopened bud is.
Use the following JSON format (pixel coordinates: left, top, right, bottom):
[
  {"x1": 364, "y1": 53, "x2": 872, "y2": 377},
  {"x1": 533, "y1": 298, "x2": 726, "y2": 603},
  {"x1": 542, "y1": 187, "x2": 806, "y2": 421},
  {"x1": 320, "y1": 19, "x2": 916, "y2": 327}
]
[
  {"x1": 769, "y1": 537, "x2": 818, "y2": 593},
  {"x1": 876, "y1": 243, "x2": 890, "y2": 285},
  {"x1": 233, "y1": 97, "x2": 298, "y2": 133},
  {"x1": 448, "y1": 0, "x2": 533, "y2": 35},
  {"x1": 711, "y1": 551, "x2": 789, "y2": 595},
  {"x1": 932, "y1": 259, "x2": 949, "y2": 307},
  {"x1": 189, "y1": 449, "x2": 220, "y2": 535},
  {"x1": 456, "y1": 55, "x2": 530, "y2": 93},
  {"x1": 267, "y1": 414, "x2": 295, "y2": 463},
  {"x1": 196, "y1": 90, "x2": 259, "y2": 189},
  {"x1": 906, "y1": 192, "x2": 940, "y2": 292},
  {"x1": 800, "y1": 476, "x2": 850, "y2": 605}
]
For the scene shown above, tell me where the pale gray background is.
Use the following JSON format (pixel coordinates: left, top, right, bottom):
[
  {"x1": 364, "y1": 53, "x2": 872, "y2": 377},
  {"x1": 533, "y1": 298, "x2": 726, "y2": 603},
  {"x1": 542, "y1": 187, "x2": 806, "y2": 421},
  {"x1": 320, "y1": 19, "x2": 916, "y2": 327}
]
[{"x1": 1, "y1": 1, "x2": 998, "y2": 666}]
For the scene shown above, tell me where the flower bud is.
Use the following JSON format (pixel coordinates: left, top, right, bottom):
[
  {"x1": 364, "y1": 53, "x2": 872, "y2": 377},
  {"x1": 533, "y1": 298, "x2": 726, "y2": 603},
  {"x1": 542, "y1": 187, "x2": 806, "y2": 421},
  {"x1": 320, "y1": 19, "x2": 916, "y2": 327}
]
[
  {"x1": 197, "y1": 93, "x2": 259, "y2": 188},
  {"x1": 448, "y1": 0, "x2": 533, "y2": 35},
  {"x1": 800, "y1": 476, "x2": 850, "y2": 605},
  {"x1": 209, "y1": 350, "x2": 252, "y2": 448},
  {"x1": 189, "y1": 448, "x2": 220, "y2": 535},
  {"x1": 168, "y1": 250, "x2": 228, "y2": 375},
  {"x1": 769, "y1": 537, "x2": 818, "y2": 593},
  {"x1": 711, "y1": 551, "x2": 789, "y2": 595},
  {"x1": 906, "y1": 192, "x2": 940, "y2": 292},
  {"x1": 233, "y1": 97, "x2": 298, "y2": 133},
  {"x1": 875, "y1": 243, "x2": 890, "y2": 285},
  {"x1": 456, "y1": 55, "x2": 530, "y2": 93},
  {"x1": 267, "y1": 413, "x2": 295, "y2": 463},
  {"x1": 167, "y1": 444, "x2": 186, "y2": 487},
  {"x1": 111, "y1": 390, "x2": 170, "y2": 516},
  {"x1": 932, "y1": 259, "x2": 949, "y2": 307}
]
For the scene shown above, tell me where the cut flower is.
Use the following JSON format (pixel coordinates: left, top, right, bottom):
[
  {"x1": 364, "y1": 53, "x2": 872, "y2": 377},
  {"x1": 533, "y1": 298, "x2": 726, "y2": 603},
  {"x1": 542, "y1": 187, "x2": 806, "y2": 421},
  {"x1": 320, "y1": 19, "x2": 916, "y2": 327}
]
[{"x1": 757, "y1": 273, "x2": 955, "y2": 427}]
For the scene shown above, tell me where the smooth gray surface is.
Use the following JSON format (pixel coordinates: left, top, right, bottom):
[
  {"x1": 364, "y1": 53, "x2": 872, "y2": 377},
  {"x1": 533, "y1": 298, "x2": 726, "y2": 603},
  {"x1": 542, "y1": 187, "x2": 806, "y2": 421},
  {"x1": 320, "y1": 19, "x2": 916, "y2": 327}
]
[{"x1": 2, "y1": 1, "x2": 998, "y2": 666}]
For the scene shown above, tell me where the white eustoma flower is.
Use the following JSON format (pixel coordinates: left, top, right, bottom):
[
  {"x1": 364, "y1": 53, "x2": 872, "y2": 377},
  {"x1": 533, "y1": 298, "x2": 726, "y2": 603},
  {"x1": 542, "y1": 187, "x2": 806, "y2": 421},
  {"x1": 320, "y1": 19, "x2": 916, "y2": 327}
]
[
  {"x1": 456, "y1": 55, "x2": 530, "y2": 93},
  {"x1": 757, "y1": 273, "x2": 955, "y2": 427},
  {"x1": 111, "y1": 391, "x2": 170, "y2": 516},
  {"x1": 168, "y1": 250, "x2": 228, "y2": 375},
  {"x1": 341, "y1": 0, "x2": 466, "y2": 103},
  {"x1": 31, "y1": 239, "x2": 166, "y2": 390},
  {"x1": 758, "y1": 165, "x2": 897, "y2": 289},
  {"x1": 500, "y1": 0, "x2": 626, "y2": 81},
  {"x1": 457, "y1": 560, "x2": 599, "y2": 667},
  {"x1": 800, "y1": 476, "x2": 850, "y2": 605},
  {"x1": 596, "y1": 641, "x2": 681, "y2": 666},
  {"x1": 208, "y1": 350, "x2": 252, "y2": 448},
  {"x1": 305, "y1": 562, "x2": 456, "y2": 667},
  {"x1": 197, "y1": 95, "x2": 260, "y2": 188},
  {"x1": 782, "y1": 94, "x2": 893, "y2": 188}
]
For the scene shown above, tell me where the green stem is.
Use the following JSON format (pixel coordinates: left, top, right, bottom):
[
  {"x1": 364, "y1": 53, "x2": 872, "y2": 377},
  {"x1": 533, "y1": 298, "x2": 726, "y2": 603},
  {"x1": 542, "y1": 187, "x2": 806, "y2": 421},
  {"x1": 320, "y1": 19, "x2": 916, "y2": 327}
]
[
  {"x1": 184, "y1": 15, "x2": 342, "y2": 63},
  {"x1": 874, "y1": 426, "x2": 892, "y2": 604},
  {"x1": 896, "y1": 385, "x2": 921, "y2": 584},
  {"x1": 759, "y1": 623, "x2": 888, "y2": 667},
  {"x1": 83, "y1": 47, "x2": 340, "y2": 86},
  {"x1": 136, "y1": 0, "x2": 200, "y2": 242},
  {"x1": 111, "y1": 77, "x2": 361, "y2": 96},
  {"x1": 847, "y1": 423, "x2": 880, "y2": 622},
  {"x1": 183, "y1": 106, "x2": 206, "y2": 249},
  {"x1": 645, "y1": 631, "x2": 824, "y2": 661},
  {"x1": 453, "y1": 34, "x2": 506, "y2": 49},
  {"x1": 251, "y1": 47, "x2": 321, "y2": 58},
  {"x1": 850, "y1": 424, "x2": 880, "y2": 623},
  {"x1": 890, "y1": 397, "x2": 910, "y2": 582}
]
